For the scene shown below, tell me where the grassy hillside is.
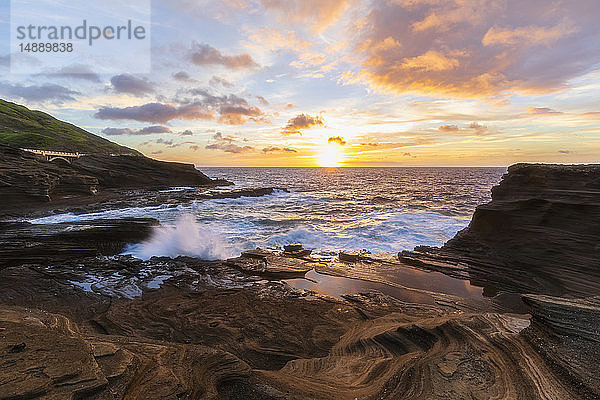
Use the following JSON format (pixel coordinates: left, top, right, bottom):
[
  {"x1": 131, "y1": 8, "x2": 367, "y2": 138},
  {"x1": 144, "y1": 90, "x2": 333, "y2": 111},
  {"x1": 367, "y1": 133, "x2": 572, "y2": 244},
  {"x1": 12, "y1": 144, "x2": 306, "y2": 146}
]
[{"x1": 0, "y1": 99, "x2": 140, "y2": 155}]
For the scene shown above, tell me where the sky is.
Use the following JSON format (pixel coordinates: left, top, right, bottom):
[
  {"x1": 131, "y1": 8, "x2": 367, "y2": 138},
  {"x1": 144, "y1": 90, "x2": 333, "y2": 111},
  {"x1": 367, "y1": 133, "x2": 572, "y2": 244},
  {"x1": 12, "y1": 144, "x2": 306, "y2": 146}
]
[{"x1": 1, "y1": 0, "x2": 599, "y2": 167}]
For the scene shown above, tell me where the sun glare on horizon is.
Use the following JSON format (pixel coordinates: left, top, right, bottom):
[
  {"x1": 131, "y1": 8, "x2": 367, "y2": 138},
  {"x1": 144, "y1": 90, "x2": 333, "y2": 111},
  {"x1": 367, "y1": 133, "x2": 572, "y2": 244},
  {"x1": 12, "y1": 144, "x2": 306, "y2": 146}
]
[{"x1": 317, "y1": 144, "x2": 345, "y2": 167}]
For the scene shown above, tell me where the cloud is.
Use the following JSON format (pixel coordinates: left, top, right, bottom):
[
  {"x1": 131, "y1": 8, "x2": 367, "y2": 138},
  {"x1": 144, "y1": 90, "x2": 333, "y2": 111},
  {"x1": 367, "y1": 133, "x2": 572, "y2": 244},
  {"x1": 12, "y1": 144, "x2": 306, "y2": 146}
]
[
  {"x1": 155, "y1": 138, "x2": 173, "y2": 146},
  {"x1": 526, "y1": 107, "x2": 562, "y2": 115},
  {"x1": 209, "y1": 76, "x2": 234, "y2": 88},
  {"x1": 101, "y1": 125, "x2": 171, "y2": 135},
  {"x1": 189, "y1": 145, "x2": 200, "y2": 151},
  {"x1": 42, "y1": 64, "x2": 101, "y2": 82},
  {"x1": 437, "y1": 122, "x2": 495, "y2": 136},
  {"x1": 205, "y1": 142, "x2": 254, "y2": 153},
  {"x1": 344, "y1": 0, "x2": 600, "y2": 97},
  {"x1": 172, "y1": 71, "x2": 194, "y2": 82},
  {"x1": 95, "y1": 102, "x2": 213, "y2": 123},
  {"x1": 95, "y1": 88, "x2": 268, "y2": 125},
  {"x1": 189, "y1": 42, "x2": 258, "y2": 69},
  {"x1": 102, "y1": 128, "x2": 135, "y2": 136},
  {"x1": 182, "y1": 88, "x2": 268, "y2": 124},
  {"x1": 151, "y1": 150, "x2": 163, "y2": 155},
  {"x1": 282, "y1": 113, "x2": 324, "y2": 135},
  {"x1": 401, "y1": 50, "x2": 460, "y2": 72},
  {"x1": 0, "y1": 82, "x2": 79, "y2": 103},
  {"x1": 328, "y1": 136, "x2": 346, "y2": 145},
  {"x1": 246, "y1": 27, "x2": 312, "y2": 51},
  {"x1": 482, "y1": 21, "x2": 578, "y2": 47},
  {"x1": 256, "y1": 95, "x2": 269, "y2": 106},
  {"x1": 558, "y1": 150, "x2": 571, "y2": 154},
  {"x1": 205, "y1": 131, "x2": 253, "y2": 153},
  {"x1": 438, "y1": 124, "x2": 460, "y2": 132},
  {"x1": 259, "y1": 0, "x2": 356, "y2": 32},
  {"x1": 467, "y1": 122, "x2": 487, "y2": 132},
  {"x1": 110, "y1": 74, "x2": 155, "y2": 96},
  {"x1": 262, "y1": 146, "x2": 297, "y2": 153},
  {"x1": 179, "y1": 129, "x2": 194, "y2": 136},
  {"x1": 213, "y1": 132, "x2": 238, "y2": 142},
  {"x1": 139, "y1": 125, "x2": 171, "y2": 134},
  {"x1": 218, "y1": 104, "x2": 264, "y2": 125},
  {"x1": 187, "y1": 88, "x2": 248, "y2": 106}
]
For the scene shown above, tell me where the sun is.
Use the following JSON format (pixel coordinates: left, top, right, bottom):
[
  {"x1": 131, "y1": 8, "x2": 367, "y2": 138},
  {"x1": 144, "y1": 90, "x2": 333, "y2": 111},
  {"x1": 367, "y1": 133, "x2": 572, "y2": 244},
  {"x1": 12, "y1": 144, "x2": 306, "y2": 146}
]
[{"x1": 316, "y1": 144, "x2": 345, "y2": 167}]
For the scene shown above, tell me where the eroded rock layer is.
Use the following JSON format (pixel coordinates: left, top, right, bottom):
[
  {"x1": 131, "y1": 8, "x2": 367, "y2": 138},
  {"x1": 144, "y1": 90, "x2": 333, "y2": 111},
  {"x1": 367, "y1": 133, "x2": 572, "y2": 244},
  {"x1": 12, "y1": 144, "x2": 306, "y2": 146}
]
[
  {"x1": 1, "y1": 163, "x2": 599, "y2": 399},
  {"x1": 1, "y1": 255, "x2": 598, "y2": 399},
  {"x1": 0, "y1": 145, "x2": 229, "y2": 215},
  {"x1": 401, "y1": 163, "x2": 600, "y2": 297}
]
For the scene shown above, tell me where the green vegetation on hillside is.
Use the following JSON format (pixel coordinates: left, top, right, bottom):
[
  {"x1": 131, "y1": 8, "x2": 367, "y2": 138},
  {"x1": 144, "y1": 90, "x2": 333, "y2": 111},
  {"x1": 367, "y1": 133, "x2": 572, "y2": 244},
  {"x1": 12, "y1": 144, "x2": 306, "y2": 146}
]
[{"x1": 0, "y1": 99, "x2": 140, "y2": 155}]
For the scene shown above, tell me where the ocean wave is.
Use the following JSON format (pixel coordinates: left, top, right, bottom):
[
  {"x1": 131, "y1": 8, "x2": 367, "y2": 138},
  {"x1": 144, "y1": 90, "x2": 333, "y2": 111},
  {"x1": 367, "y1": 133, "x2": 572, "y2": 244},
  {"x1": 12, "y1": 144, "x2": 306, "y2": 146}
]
[
  {"x1": 26, "y1": 177, "x2": 475, "y2": 259},
  {"x1": 125, "y1": 214, "x2": 238, "y2": 260},
  {"x1": 264, "y1": 210, "x2": 469, "y2": 253},
  {"x1": 27, "y1": 204, "x2": 185, "y2": 224}
]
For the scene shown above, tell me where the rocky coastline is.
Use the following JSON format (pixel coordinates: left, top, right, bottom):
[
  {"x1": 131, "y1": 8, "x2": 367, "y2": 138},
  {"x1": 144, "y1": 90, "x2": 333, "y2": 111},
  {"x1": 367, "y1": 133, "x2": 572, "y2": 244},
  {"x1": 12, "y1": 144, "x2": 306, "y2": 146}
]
[
  {"x1": 1, "y1": 163, "x2": 599, "y2": 399},
  {"x1": 0, "y1": 145, "x2": 231, "y2": 217}
]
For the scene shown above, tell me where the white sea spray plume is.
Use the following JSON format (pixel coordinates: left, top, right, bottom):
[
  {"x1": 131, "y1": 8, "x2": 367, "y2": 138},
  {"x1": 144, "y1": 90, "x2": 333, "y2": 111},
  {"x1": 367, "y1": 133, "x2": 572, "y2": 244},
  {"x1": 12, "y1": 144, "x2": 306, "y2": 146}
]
[{"x1": 127, "y1": 213, "x2": 236, "y2": 260}]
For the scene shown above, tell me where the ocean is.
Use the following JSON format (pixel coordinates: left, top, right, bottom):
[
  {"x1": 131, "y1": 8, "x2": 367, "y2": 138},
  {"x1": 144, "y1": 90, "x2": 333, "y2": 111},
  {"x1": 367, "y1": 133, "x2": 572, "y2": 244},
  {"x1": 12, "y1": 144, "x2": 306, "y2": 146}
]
[{"x1": 30, "y1": 167, "x2": 506, "y2": 259}]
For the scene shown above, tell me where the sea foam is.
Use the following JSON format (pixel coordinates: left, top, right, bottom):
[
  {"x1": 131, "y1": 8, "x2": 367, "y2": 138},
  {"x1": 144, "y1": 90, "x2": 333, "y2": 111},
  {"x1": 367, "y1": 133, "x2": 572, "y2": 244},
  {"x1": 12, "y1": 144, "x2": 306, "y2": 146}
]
[{"x1": 126, "y1": 214, "x2": 236, "y2": 260}]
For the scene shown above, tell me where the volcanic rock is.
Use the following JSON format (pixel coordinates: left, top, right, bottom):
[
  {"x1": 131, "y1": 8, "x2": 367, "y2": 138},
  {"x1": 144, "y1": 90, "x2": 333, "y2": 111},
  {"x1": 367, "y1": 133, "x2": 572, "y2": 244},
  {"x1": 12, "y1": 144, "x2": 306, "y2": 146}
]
[{"x1": 400, "y1": 163, "x2": 600, "y2": 297}]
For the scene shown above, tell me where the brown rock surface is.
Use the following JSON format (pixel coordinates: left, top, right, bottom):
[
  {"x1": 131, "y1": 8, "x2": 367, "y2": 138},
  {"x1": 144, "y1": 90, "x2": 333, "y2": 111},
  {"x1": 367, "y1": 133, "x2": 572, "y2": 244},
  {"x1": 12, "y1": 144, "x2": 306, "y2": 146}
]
[
  {"x1": 0, "y1": 145, "x2": 229, "y2": 215},
  {"x1": 401, "y1": 163, "x2": 600, "y2": 297},
  {"x1": 0, "y1": 218, "x2": 158, "y2": 267},
  {"x1": 1, "y1": 163, "x2": 599, "y2": 399},
  {"x1": 1, "y1": 253, "x2": 598, "y2": 399}
]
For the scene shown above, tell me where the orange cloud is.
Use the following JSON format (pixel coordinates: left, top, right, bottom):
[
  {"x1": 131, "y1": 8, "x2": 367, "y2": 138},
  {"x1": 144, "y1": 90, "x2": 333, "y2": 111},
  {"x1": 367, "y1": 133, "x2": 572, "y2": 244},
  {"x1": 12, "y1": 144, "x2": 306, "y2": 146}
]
[
  {"x1": 402, "y1": 50, "x2": 460, "y2": 72},
  {"x1": 246, "y1": 27, "x2": 311, "y2": 51},
  {"x1": 282, "y1": 113, "x2": 324, "y2": 135},
  {"x1": 260, "y1": 0, "x2": 357, "y2": 32},
  {"x1": 189, "y1": 42, "x2": 258, "y2": 69},
  {"x1": 345, "y1": 0, "x2": 600, "y2": 98},
  {"x1": 526, "y1": 107, "x2": 562, "y2": 115},
  {"x1": 328, "y1": 136, "x2": 346, "y2": 145},
  {"x1": 482, "y1": 21, "x2": 578, "y2": 47}
]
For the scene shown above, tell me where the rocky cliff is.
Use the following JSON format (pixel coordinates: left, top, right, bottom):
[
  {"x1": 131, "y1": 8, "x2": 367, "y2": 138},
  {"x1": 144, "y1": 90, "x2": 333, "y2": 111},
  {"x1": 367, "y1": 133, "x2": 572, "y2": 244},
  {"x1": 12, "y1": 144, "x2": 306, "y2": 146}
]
[
  {"x1": 401, "y1": 163, "x2": 600, "y2": 297},
  {"x1": 1, "y1": 163, "x2": 599, "y2": 399},
  {"x1": 0, "y1": 99, "x2": 230, "y2": 215},
  {"x1": 0, "y1": 145, "x2": 228, "y2": 215}
]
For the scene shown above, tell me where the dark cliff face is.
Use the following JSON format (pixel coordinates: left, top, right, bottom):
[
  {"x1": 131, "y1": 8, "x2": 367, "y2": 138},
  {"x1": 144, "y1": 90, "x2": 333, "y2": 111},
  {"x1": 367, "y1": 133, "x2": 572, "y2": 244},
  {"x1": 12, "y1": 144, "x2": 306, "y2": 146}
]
[
  {"x1": 0, "y1": 145, "x2": 227, "y2": 213},
  {"x1": 403, "y1": 163, "x2": 600, "y2": 297}
]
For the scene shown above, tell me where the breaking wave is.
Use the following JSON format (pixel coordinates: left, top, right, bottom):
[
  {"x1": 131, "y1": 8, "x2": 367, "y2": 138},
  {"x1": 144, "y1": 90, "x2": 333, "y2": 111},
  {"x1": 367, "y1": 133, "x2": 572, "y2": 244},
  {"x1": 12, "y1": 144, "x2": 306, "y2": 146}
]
[{"x1": 126, "y1": 214, "x2": 237, "y2": 260}]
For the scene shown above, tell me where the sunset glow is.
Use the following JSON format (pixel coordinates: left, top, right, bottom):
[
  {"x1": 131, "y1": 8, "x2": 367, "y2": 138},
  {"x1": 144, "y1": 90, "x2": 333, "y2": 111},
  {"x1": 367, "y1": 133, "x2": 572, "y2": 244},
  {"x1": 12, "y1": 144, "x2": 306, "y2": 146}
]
[{"x1": 316, "y1": 144, "x2": 345, "y2": 168}]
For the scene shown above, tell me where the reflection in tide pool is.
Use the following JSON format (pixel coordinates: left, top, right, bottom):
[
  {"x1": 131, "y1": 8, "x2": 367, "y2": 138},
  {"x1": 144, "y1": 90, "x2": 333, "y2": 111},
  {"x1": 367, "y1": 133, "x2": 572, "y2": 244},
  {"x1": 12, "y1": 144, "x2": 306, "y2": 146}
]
[{"x1": 284, "y1": 268, "x2": 484, "y2": 304}]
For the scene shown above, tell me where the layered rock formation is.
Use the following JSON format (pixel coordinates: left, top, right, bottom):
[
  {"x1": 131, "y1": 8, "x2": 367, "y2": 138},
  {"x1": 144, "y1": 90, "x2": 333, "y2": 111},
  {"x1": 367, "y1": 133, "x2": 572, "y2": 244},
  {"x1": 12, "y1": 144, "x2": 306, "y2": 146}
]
[
  {"x1": 0, "y1": 145, "x2": 229, "y2": 215},
  {"x1": 0, "y1": 218, "x2": 158, "y2": 267},
  {"x1": 401, "y1": 163, "x2": 600, "y2": 297},
  {"x1": 1, "y1": 163, "x2": 599, "y2": 399},
  {"x1": 1, "y1": 258, "x2": 596, "y2": 399}
]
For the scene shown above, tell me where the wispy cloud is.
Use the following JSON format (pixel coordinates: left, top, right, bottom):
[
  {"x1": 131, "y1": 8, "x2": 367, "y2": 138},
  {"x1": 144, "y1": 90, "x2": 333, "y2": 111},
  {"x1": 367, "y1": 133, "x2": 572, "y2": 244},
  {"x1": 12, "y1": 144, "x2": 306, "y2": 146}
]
[
  {"x1": 206, "y1": 142, "x2": 254, "y2": 153},
  {"x1": 263, "y1": 146, "x2": 297, "y2": 153},
  {"x1": 0, "y1": 82, "x2": 79, "y2": 103},
  {"x1": 101, "y1": 125, "x2": 171, "y2": 135}
]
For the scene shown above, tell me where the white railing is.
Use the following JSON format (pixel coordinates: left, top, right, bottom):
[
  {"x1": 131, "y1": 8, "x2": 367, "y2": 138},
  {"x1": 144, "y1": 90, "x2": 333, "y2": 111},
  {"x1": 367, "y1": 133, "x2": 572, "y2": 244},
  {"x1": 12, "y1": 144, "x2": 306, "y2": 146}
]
[{"x1": 20, "y1": 148, "x2": 87, "y2": 158}]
